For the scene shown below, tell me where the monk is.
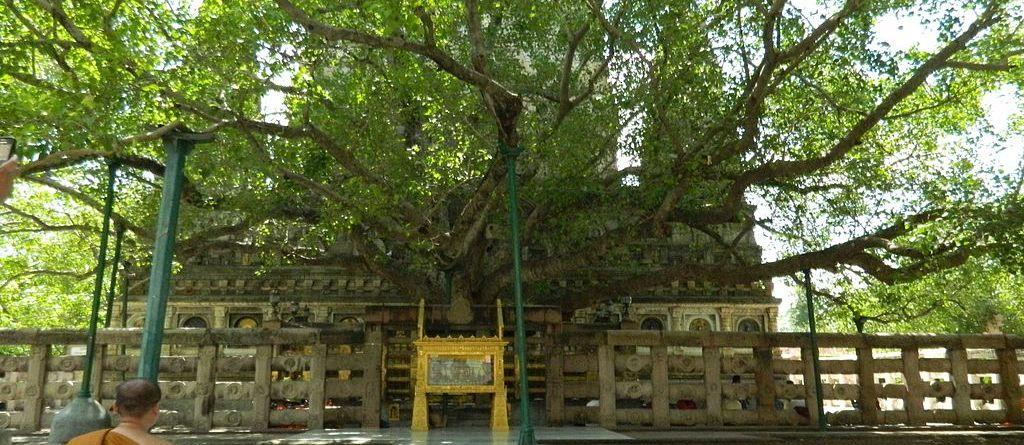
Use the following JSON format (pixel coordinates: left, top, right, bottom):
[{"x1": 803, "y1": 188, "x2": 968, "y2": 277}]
[{"x1": 68, "y1": 379, "x2": 172, "y2": 445}]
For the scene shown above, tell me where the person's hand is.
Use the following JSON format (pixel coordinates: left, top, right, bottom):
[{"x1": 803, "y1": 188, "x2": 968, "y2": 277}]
[{"x1": 0, "y1": 156, "x2": 19, "y2": 203}]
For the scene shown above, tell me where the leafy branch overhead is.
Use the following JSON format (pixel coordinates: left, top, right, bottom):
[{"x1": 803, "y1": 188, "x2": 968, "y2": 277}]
[{"x1": 0, "y1": 0, "x2": 1022, "y2": 313}]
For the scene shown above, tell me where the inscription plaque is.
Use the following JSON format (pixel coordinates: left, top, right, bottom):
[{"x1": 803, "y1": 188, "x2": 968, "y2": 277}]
[{"x1": 427, "y1": 354, "x2": 494, "y2": 386}]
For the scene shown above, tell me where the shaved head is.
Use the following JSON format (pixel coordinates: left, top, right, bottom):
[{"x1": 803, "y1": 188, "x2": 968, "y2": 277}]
[{"x1": 115, "y1": 379, "x2": 162, "y2": 418}]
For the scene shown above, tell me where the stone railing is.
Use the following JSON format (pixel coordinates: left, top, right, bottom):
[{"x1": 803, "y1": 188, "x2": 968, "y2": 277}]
[
  {"x1": 0, "y1": 328, "x2": 381, "y2": 433},
  {"x1": 2, "y1": 328, "x2": 1022, "y2": 433},
  {"x1": 545, "y1": 330, "x2": 1024, "y2": 428}
]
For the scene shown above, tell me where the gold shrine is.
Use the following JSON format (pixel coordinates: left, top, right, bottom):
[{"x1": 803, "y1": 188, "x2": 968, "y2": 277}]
[{"x1": 411, "y1": 299, "x2": 509, "y2": 432}]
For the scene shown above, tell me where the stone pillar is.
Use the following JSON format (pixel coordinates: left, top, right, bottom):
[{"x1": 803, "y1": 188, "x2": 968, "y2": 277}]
[
  {"x1": 703, "y1": 344, "x2": 723, "y2": 425},
  {"x1": 21, "y1": 345, "x2": 49, "y2": 432},
  {"x1": 754, "y1": 345, "x2": 777, "y2": 425},
  {"x1": 193, "y1": 345, "x2": 217, "y2": 432},
  {"x1": 997, "y1": 342, "x2": 1023, "y2": 424},
  {"x1": 948, "y1": 346, "x2": 973, "y2": 425},
  {"x1": 766, "y1": 308, "x2": 778, "y2": 332},
  {"x1": 801, "y1": 346, "x2": 824, "y2": 427},
  {"x1": 856, "y1": 346, "x2": 880, "y2": 425},
  {"x1": 651, "y1": 345, "x2": 669, "y2": 428},
  {"x1": 308, "y1": 344, "x2": 327, "y2": 430},
  {"x1": 597, "y1": 342, "x2": 616, "y2": 429},
  {"x1": 719, "y1": 308, "x2": 735, "y2": 332},
  {"x1": 163, "y1": 306, "x2": 177, "y2": 357},
  {"x1": 901, "y1": 347, "x2": 926, "y2": 426},
  {"x1": 545, "y1": 327, "x2": 565, "y2": 426},
  {"x1": 253, "y1": 345, "x2": 273, "y2": 431},
  {"x1": 88, "y1": 345, "x2": 107, "y2": 402},
  {"x1": 213, "y1": 307, "x2": 227, "y2": 328},
  {"x1": 165, "y1": 306, "x2": 177, "y2": 329},
  {"x1": 314, "y1": 305, "x2": 329, "y2": 323},
  {"x1": 669, "y1": 307, "x2": 684, "y2": 331},
  {"x1": 362, "y1": 329, "x2": 383, "y2": 429}
]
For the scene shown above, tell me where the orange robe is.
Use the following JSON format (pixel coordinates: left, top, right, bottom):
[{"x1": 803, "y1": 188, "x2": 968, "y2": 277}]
[{"x1": 67, "y1": 429, "x2": 139, "y2": 445}]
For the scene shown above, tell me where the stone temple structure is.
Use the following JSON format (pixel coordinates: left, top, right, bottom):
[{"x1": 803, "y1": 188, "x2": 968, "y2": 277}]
[
  {"x1": 567, "y1": 220, "x2": 778, "y2": 334},
  {"x1": 111, "y1": 218, "x2": 778, "y2": 422},
  {"x1": 113, "y1": 221, "x2": 777, "y2": 334}
]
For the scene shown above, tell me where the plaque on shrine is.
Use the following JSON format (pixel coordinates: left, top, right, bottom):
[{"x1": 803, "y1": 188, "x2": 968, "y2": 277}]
[
  {"x1": 427, "y1": 354, "x2": 494, "y2": 386},
  {"x1": 411, "y1": 299, "x2": 509, "y2": 432}
]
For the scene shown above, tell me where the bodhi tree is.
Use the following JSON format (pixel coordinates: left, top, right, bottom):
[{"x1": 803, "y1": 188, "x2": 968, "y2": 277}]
[
  {"x1": 0, "y1": 0, "x2": 1022, "y2": 322},
  {"x1": 789, "y1": 256, "x2": 1024, "y2": 334}
]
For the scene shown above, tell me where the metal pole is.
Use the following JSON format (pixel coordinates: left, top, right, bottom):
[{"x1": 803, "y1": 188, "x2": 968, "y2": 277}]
[
  {"x1": 804, "y1": 269, "x2": 827, "y2": 430},
  {"x1": 78, "y1": 161, "x2": 119, "y2": 398},
  {"x1": 103, "y1": 225, "x2": 125, "y2": 328},
  {"x1": 120, "y1": 269, "x2": 130, "y2": 327},
  {"x1": 500, "y1": 142, "x2": 535, "y2": 445},
  {"x1": 49, "y1": 162, "x2": 116, "y2": 444},
  {"x1": 442, "y1": 270, "x2": 452, "y2": 421},
  {"x1": 138, "y1": 132, "x2": 208, "y2": 381}
]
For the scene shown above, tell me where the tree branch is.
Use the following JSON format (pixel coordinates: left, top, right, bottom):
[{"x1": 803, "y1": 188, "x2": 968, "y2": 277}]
[
  {"x1": 688, "y1": 6, "x2": 1002, "y2": 227},
  {"x1": 350, "y1": 225, "x2": 439, "y2": 301},
  {"x1": 1, "y1": 268, "x2": 95, "y2": 292},
  {"x1": 32, "y1": 0, "x2": 95, "y2": 50},
  {"x1": 1, "y1": 203, "x2": 95, "y2": 234},
  {"x1": 274, "y1": 0, "x2": 517, "y2": 105},
  {"x1": 556, "y1": 209, "x2": 955, "y2": 310},
  {"x1": 21, "y1": 175, "x2": 146, "y2": 237}
]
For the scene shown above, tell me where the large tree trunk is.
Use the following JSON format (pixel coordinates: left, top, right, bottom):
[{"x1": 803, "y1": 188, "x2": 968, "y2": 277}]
[{"x1": 448, "y1": 271, "x2": 475, "y2": 324}]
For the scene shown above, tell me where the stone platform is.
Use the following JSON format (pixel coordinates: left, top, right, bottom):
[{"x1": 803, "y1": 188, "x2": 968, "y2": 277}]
[
  {"x1": 259, "y1": 427, "x2": 630, "y2": 444},
  {"x1": 9, "y1": 427, "x2": 629, "y2": 445},
  {"x1": 619, "y1": 429, "x2": 1024, "y2": 444},
  {"x1": 12, "y1": 427, "x2": 1024, "y2": 445}
]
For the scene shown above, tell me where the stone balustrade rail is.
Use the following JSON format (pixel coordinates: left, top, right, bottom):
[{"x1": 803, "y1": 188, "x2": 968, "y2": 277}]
[
  {"x1": 0, "y1": 328, "x2": 1021, "y2": 433},
  {"x1": 0, "y1": 328, "x2": 381, "y2": 433},
  {"x1": 546, "y1": 330, "x2": 1024, "y2": 428}
]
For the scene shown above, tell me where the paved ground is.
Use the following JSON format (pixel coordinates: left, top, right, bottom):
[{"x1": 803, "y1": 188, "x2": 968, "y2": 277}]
[
  {"x1": 259, "y1": 427, "x2": 630, "y2": 444},
  {"x1": 11, "y1": 427, "x2": 1024, "y2": 444},
  {"x1": 613, "y1": 429, "x2": 1024, "y2": 444}
]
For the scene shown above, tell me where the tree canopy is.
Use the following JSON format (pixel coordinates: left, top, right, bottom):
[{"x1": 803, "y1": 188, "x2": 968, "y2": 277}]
[
  {"x1": 1, "y1": 0, "x2": 1022, "y2": 325},
  {"x1": 790, "y1": 256, "x2": 1024, "y2": 334}
]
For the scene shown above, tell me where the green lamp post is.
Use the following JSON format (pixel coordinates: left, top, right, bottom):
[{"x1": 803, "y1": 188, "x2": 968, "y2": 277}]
[
  {"x1": 500, "y1": 142, "x2": 536, "y2": 445},
  {"x1": 804, "y1": 269, "x2": 827, "y2": 430},
  {"x1": 103, "y1": 225, "x2": 125, "y2": 328},
  {"x1": 49, "y1": 161, "x2": 120, "y2": 443},
  {"x1": 138, "y1": 130, "x2": 213, "y2": 381}
]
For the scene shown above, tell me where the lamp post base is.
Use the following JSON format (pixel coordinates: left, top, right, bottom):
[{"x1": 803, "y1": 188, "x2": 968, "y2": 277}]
[
  {"x1": 48, "y1": 395, "x2": 111, "y2": 444},
  {"x1": 519, "y1": 425, "x2": 536, "y2": 445}
]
